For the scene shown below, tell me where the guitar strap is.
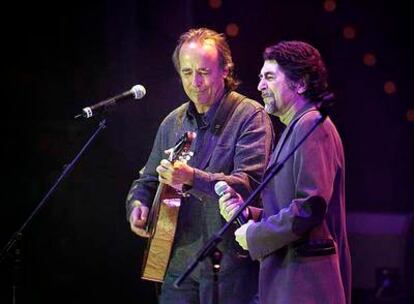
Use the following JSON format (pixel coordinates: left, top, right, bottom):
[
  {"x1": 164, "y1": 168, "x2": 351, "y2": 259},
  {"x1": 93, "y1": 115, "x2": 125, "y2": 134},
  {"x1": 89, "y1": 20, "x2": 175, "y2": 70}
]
[{"x1": 196, "y1": 91, "x2": 245, "y2": 170}]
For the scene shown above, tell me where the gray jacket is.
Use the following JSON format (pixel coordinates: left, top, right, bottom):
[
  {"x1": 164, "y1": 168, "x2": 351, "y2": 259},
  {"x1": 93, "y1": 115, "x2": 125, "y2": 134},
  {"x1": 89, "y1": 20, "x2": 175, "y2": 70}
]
[{"x1": 247, "y1": 105, "x2": 351, "y2": 304}]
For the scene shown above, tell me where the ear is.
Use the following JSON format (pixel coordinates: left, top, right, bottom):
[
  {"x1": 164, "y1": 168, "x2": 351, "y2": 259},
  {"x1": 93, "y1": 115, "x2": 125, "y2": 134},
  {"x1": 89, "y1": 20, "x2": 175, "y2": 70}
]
[
  {"x1": 297, "y1": 77, "x2": 308, "y2": 95},
  {"x1": 222, "y1": 66, "x2": 229, "y2": 79}
]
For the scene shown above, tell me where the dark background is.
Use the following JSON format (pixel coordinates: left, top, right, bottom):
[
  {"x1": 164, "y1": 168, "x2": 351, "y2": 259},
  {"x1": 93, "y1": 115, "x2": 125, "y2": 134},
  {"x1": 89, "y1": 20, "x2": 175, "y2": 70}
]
[{"x1": 1, "y1": 0, "x2": 413, "y2": 303}]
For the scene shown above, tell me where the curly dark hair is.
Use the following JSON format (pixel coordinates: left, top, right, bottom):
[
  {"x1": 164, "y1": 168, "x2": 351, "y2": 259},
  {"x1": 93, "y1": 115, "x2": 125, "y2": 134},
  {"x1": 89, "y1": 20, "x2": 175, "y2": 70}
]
[
  {"x1": 263, "y1": 41, "x2": 329, "y2": 102},
  {"x1": 172, "y1": 28, "x2": 240, "y2": 91}
]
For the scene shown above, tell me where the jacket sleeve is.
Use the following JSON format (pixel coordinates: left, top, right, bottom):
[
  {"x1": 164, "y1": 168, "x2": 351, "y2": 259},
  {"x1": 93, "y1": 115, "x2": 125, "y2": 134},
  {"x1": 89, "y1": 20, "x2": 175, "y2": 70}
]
[
  {"x1": 246, "y1": 112, "x2": 340, "y2": 260},
  {"x1": 125, "y1": 123, "x2": 164, "y2": 221}
]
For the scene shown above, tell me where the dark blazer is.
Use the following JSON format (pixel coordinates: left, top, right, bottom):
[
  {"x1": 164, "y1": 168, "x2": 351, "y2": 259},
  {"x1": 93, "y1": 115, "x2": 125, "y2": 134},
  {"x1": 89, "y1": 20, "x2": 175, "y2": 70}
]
[
  {"x1": 127, "y1": 91, "x2": 274, "y2": 302},
  {"x1": 246, "y1": 105, "x2": 351, "y2": 304}
]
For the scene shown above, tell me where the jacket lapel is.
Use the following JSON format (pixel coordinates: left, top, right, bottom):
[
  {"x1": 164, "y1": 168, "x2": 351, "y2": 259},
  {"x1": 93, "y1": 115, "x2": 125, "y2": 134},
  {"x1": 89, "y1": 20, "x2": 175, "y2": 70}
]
[{"x1": 266, "y1": 105, "x2": 318, "y2": 174}]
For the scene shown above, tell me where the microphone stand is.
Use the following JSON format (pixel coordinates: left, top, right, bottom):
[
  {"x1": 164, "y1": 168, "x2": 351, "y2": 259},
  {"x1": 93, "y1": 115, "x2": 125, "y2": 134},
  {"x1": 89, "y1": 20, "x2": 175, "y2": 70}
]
[
  {"x1": 211, "y1": 249, "x2": 222, "y2": 304},
  {"x1": 174, "y1": 105, "x2": 331, "y2": 294},
  {"x1": 0, "y1": 118, "x2": 107, "y2": 304}
]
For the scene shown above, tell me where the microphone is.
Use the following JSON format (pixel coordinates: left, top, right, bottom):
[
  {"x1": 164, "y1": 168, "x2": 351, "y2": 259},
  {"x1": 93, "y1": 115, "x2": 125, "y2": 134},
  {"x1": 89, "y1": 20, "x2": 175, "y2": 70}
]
[
  {"x1": 75, "y1": 84, "x2": 146, "y2": 119},
  {"x1": 214, "y1": 181, "x2": 248, "y2": 226}
]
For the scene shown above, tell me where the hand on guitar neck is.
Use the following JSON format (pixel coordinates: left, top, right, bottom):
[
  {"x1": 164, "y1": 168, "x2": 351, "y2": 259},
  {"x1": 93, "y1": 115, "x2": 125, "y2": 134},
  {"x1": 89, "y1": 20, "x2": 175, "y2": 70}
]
[
  {"x1": 156, "y1": 159, "x2": 195, "y2": 188},
  {"x1": 130, "y1": 200, "x2": 150, "y2": 238},
  {"x1": 130, "y1": 131, "x2": 196, "y2": 243}
]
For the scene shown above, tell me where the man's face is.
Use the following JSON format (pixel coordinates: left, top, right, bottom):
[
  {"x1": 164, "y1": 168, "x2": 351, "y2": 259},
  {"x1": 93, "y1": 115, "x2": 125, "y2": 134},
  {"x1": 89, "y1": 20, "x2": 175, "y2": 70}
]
[
  {"x1": 178, "y1": 41, "x2": 227, "y2": 113},
  {"x1": 257, "y1": 60, "x2": 297, "y2": 116}
]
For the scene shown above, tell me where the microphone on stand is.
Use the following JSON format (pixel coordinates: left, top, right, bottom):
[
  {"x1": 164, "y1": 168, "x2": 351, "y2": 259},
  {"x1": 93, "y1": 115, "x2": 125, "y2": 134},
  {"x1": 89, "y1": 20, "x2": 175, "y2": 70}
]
[
  {"x1": 214, "y1": 181, "x2": 248, "y2": 226},
  {"x1": 75, "y1": 84, "x2": 146, "y2": 119}
]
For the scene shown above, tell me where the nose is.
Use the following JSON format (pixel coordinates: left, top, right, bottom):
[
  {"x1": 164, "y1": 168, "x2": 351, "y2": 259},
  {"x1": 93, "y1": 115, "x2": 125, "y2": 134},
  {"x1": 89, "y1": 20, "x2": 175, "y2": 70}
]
[
  {"x1": 192, "y1": 73, "x2": 203, "y2": 88},
  {"x1": 257, "y1": 78, "x2": 267, "y2": 91}
]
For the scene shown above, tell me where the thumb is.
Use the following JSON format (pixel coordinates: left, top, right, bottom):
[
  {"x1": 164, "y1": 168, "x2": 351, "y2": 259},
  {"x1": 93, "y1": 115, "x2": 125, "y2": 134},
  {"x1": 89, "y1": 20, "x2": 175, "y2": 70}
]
[
  {"x1": 140, "y1": 207, "x2": 149, "y2": 221},
  {"x1": 218, "y1": 192, "x2": 230, "y2": 206},
  {"x1": 164, "y1": 148, "x2": 174, "y2": 156}
]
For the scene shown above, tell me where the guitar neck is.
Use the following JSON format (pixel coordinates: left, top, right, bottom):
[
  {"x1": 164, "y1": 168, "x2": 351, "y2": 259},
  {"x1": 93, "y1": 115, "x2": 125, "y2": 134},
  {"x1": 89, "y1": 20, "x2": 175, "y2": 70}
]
[{"x1": 145, "y1": 183, "x2": 165, "y2": 234}]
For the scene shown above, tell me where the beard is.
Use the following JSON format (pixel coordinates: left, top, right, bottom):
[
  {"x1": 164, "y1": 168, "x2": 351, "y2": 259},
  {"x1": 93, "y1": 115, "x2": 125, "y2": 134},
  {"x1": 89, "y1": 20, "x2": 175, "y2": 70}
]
[{"x1": 264, "y1": 97, "x2": 278, "y2": 115}]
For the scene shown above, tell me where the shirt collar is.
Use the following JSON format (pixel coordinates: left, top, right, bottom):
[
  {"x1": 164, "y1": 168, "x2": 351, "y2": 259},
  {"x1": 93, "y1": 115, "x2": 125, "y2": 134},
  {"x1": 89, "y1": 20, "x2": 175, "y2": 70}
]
[{"x1": 186, "y1": 91, "x2": 227, "y2": 129}]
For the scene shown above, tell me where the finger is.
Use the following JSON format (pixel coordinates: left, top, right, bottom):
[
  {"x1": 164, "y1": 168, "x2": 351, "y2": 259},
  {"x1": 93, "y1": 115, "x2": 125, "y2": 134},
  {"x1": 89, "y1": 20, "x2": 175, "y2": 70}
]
[
  {"x1": 133, "y1": 200, "x2": 142, "y2": 208},
  {"x1": 222, "y1": 197, "x2": 239, "y2": 209},
  {"x1": 219, "y1": 204, "x2": 227, "y2": 216},
  {"x1": 130, "y1": 206, "x2": 141, "y2": 223},
  {"x1": 219, "y1": 203, "x2": 231, "y2": 220},
  {"x1": 138, "y1": 231, "x2": 150, "y2": 238},
  {"x1": 226, "y1": 203, "x2": 239, "y2": 215},
  {"x1": 173, "y1": 160, "x2": 182, "y2": 168},
  {"x1": 140, "y1": 206, "x2": 148, "y2": 221},
  {"x1": 222, "y1": 192, "x2": 232, "y2": 200},
  {"x1": 218, "y1": 193, "x2": 232, "y2": 206},
  {"x1": 226, "y1": 207, "x2": 237, "y2": 218},
  {"x1": 131, "y1": 205, "x2": 149, "y2": 226},
  {"x1": 219, "y1": 196, "x2": 232, "y2": 211},
  {"x1": 156, "y1": 164, "x2": 168, "y2": 175},
  {"x1": 132, "y1": 217, "x2": 149, "y2": 238},
  {"x1": 219, "y1": 202, "x2": 227, "y2": 216},
  {"x1": 132, "y1": 215, "x2": 145, "y2": 227},
  {"x1": 220, "y1": 209, "x2": 231, "y2": 222},
  {"x1": 160, "y1": 159, "x2": 172, "y2": 168},
  {"x1": 158, "y1": 175, "x2": 169, "y2": 184},
  {"x1": 164, "y1": 148, "x2": 174, "y2": 156},
  {"x1": 130, "y1": 223, "x2": 149, "y2": 238}
]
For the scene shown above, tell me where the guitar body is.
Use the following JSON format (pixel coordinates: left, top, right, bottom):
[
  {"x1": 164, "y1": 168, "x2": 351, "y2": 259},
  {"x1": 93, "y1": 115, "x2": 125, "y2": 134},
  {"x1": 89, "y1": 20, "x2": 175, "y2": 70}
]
[
  {"x1": 141, "y1": 186, "x2": 181, "y2": 282},
  {"x1": 140, "y1": 131, "x2": 196, "y2": 282}
]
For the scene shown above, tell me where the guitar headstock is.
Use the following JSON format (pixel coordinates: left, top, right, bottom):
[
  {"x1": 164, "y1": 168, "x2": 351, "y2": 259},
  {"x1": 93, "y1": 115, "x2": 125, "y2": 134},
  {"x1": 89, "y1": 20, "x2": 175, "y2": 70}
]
[
  {"x1": 178, "y1": 151, "x2": 194, "y2": 163},
  {"x1": 168, "y1": 131, "x2": 196, "y2": 163}
]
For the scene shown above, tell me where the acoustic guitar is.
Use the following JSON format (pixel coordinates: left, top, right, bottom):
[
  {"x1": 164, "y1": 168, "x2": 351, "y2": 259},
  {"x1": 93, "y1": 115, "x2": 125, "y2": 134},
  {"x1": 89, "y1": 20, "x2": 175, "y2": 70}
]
[{"x1": 141, "y1": 131, "x2": 196, "y2": 282}]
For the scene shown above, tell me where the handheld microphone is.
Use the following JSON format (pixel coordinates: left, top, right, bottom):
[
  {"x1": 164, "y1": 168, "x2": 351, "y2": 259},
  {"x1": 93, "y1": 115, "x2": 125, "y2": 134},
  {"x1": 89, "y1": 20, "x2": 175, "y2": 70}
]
[
  {"x1": 214, "y1": 181, "x2": 248, "y2": 226},
  {"x1": 75, "y1": 84, "x2": 146, "y2": 119}
]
